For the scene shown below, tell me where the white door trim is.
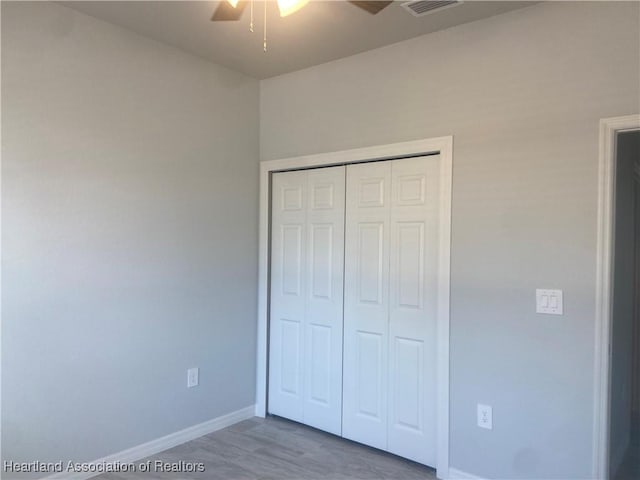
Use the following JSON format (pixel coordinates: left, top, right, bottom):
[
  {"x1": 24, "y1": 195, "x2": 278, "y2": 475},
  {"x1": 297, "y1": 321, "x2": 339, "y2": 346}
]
[
  {"x1": 255, "y1": 136, "x2": 453, "y2": 479},
  {"x1": 593, "y1": 114, "x2": 640, "y2": 480}
]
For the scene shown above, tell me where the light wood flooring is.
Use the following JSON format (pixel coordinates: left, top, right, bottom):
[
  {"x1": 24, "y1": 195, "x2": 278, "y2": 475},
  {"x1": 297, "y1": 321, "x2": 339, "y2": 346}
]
[{"x1": 95, "y1": 415, "x2": 437, "y2": 480}]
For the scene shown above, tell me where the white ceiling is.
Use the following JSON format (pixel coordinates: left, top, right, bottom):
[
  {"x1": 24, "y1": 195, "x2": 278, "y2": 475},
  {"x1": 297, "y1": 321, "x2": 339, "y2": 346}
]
[{"x1": 60, "y1": 1, "x2": 535, "y2": 79}]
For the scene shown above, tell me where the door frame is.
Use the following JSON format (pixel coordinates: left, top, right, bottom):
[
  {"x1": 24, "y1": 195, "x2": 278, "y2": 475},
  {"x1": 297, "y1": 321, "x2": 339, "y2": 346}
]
[
  {"x1": 593, "y1": 114, "x2": 640, "y2": 480},
  {"x1": 255, "y1": 136, "x2": 453, "y2": 478}
]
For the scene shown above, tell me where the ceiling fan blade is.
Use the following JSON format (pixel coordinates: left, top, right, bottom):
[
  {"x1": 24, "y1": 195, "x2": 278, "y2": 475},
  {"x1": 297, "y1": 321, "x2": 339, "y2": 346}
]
[
  {"x1": 211, "y1": 1, "x2": 248, "y2": 21},
  {"x1": 348, "y1": 1, "x2": 393, "y2": 15}
]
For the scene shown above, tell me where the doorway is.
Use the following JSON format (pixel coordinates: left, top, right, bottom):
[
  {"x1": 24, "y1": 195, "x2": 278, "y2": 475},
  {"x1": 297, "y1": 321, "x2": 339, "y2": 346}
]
[
  {"x1": 594, "y1": 115, "x2": 640, "y2": 480},
  {"x1": 609, "y1": 130, "x2": 640, "y2": 480},
  {"x1": 254, "y1": 137, "x2": 453, "y2": 479},
  {"x1": 267, "y1": 156, "x2": 442, "y2": 466}
]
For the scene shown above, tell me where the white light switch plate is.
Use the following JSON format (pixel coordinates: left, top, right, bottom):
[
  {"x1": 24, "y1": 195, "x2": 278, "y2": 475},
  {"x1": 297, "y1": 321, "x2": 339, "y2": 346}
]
[{"x1": 536, "y1": 289, "x2": 563, "y2": 315}]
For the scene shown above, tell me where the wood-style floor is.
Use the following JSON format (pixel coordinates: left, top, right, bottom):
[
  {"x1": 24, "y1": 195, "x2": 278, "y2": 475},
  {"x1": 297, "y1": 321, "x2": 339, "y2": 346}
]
[{"x1": 95, "y1": 416, "x2": 437, "y2": 480}]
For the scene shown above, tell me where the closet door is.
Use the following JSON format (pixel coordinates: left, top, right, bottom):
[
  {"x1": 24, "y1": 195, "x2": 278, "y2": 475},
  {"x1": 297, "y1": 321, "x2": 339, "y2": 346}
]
[
  {"x1": 269, "y1": 170, "x2": 307, "y2": 422},
  {"x1": 343, "y1": 156, "x2": 439, "y2": 466},
  {"x1": 303, "y1": 167, "x2": 346, "y2": 434},
  {"x1": 342, "y1": 161, "x2": 392, "y2": 449},
  {"x1": 387, "y1": 156, "x2": 439, "y2": 466},
  {"x1": 269, "y1": 166, "x2": 345, "y2": 435}
]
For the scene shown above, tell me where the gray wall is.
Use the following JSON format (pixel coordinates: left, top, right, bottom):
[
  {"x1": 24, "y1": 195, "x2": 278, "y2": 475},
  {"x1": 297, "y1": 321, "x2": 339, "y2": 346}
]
[
  {"x1": 260, "y1": 2, "x2": 640, "y2": 479},
  {"x1": 610, "y1": 131, "x2": 640, "y2": 476},
  {"x1": 1, "y1": 1, "x2": 259, "y2": 472}
]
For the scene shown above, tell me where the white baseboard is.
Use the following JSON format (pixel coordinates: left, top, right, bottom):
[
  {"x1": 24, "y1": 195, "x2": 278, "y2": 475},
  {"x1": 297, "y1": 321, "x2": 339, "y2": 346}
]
[
  {"x1": 448, "y1": 467, "x2": 487, "y2": 480},
  {"x1": 45, "y1": 405, "x2": 255, "y2": 480}
]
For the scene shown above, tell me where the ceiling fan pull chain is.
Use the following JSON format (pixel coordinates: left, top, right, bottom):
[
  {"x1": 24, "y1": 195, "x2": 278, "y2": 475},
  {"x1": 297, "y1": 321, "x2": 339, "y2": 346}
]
[
  {"x1": 263, "y1": 0, "x2": 267, "y2": 52},
  {"x1": 249, "y1": 0, "x2": 254, "y2": 33}
]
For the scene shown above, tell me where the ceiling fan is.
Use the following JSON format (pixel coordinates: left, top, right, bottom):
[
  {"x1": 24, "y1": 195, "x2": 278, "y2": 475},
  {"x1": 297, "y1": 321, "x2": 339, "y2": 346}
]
[{"x1": 211, "y1": 1, "x2": 394, "y2": 22}]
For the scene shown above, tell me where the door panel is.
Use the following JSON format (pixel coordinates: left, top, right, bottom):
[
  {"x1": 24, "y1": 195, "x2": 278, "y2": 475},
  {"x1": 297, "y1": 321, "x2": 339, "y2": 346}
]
[
  {"x1": 269, "y1": 166, "x2": 345, "y2": 435},
  {"x1": 279, "y1": 319, "x2": 302, "y2": 395},
  {"x1": 303, "y1": 167, "x2": 345, "y2": 434},
  {"x1": 281, "y1": 225, "x2": 303, "y2": 296},
  {"x1": 309, "y1": 323, "x2": 331, "y2": 404},
  {"x1": 393, "y1": 337, "x2": 423, "y2": 430},
  {"x1": 356, "y1": 331, "x2": 383, "y2": 418},
  {"x1": 310, "y1": 224, "x2": 333, "y2": 300},
  {"x1": 358, "y1": 222, "x2": 385, "y2": 304},
  {"x1": 387, "y1": 156, "x2": 440, "y2": 466},
  {"x1": 269, "y1": 171, "x2": 307, "y2": 422},
  {"x1": 396, "y1": 222, "x2": 424, "y2": 309},
  {"x1": 343, "y1": 161, "x2": 391, "y2": 450}
]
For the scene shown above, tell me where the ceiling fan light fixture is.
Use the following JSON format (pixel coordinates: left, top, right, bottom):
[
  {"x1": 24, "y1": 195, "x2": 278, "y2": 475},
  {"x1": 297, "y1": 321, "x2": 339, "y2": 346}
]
[{"x1": 277, "y1": 0, "x2": 309, "y2": 17}]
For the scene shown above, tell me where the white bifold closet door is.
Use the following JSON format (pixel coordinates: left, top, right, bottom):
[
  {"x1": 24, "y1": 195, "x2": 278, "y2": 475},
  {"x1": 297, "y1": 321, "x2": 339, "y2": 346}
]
[
  {"x1": 268, "y1": 166, "x2": 345, "y2": 435},
  {"x1": 343, "y1": 155, "x2": 440, "y2": 466}
]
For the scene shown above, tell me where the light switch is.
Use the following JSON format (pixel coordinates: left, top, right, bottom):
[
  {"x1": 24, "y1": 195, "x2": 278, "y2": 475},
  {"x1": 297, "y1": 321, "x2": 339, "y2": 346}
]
[{"x1": 536, "y1": 289, "x2": 563, "y2": 315}]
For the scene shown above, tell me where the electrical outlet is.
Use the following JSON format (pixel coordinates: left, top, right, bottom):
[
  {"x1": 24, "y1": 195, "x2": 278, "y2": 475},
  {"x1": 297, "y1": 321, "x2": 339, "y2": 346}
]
[
  {"x1": 187, "y1": 367, "x2": 199, "y2": 388},
  {"x1": 477, "y1": 404, "x2": 492, "y2": 430}
]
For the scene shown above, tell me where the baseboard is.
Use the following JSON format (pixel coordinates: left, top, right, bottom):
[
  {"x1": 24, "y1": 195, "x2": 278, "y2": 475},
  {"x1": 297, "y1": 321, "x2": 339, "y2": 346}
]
[
  {"x1": 45, "y1": 405, "x2": 255, "y2": 480},
  {"x1": 448, "y1": 467, "x2": 487, "y2": 480}
]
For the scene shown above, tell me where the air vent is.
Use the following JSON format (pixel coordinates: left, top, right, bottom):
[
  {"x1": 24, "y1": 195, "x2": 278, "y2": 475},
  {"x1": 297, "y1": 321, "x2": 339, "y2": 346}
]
[{"x1": 401, "y1": 0, "x2": 462, "y2": 17}]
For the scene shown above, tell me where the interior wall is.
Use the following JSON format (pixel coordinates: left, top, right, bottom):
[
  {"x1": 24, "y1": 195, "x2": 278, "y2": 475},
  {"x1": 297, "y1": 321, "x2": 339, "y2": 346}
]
[
  {"x1": 260, "y1": 2, "x2": 640, "y2": 479},
  {"x1": 1, "y1": 1, "x2": 259, "y2": 473},
  {"x1": 609, "y1": 131, "x2": 640, "y2": 476}
]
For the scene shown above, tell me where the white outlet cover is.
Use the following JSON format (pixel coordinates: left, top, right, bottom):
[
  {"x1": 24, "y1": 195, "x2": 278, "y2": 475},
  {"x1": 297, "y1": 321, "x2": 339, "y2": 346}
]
[
  {"x1": 187, "y1": 367, "x2": 199, "y2": 388},
  {"x1": 477, "y1": 404, "x2": 493, "y2": 430},
  {"x1": 536, "y1": 289, "x2": 563, "y2": 315}
]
